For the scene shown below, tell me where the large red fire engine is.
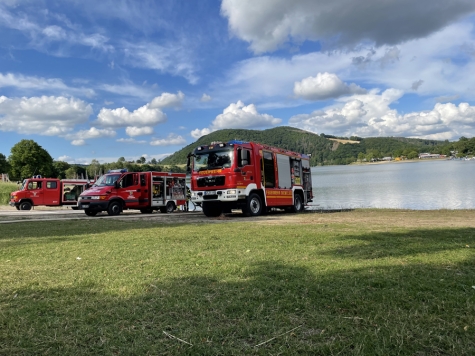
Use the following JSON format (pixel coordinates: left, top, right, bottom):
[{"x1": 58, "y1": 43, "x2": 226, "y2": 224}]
[
  {"x1": 77, "y1": 170, "x2": 187, "y2": 216},
  {"x1": 187, "y1": 140, "x2": 313, "y2": 217},
  {"x1": 10, "y1": 176, "x2": 92, "y2": 210}
]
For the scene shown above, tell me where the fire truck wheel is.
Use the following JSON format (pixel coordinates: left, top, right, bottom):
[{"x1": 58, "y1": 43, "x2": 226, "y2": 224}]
[
  {"x1": 244, "y1": 193, "x2": 263, "y2": 217},
  {"x1": 166, "y1": 201, "x2": 175, "y2": 213},
  {"x1": 107, "y1": 201, "x2": 122, "y2": 216},
  {"x1": 140, "y1": 208, "x2": 153, "y2": 214},
  {"x1": 85, "y1": 209, "x2": 98, "y2": 217},
  {"x1": 20, "y1": 201, "x2": 32, "y2": 210},
  {"x1": 292, "y1": 194, "x2": 303, "y2": 213},
  {"x1": 202, "y1": 202, "x2": 222, "y2": 217}
]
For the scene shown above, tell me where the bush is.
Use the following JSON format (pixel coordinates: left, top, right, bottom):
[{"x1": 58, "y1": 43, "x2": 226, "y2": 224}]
[{"x1": 0, "y1": 182, "x2": 20, "y2": 205}]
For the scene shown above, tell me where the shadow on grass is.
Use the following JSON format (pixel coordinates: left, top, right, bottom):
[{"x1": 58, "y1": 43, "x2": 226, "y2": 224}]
[
  {"x1": 321, "y1": 227, "x2": 475, "y2": 260},
  {"x1": 1, "y1": 259, "x2": 474, "y2": 356}
]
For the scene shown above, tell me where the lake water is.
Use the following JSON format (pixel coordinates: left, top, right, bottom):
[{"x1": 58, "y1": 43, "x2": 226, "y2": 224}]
[{"x1": 310, "y1": 160, "x2": 475, "y2": 210}]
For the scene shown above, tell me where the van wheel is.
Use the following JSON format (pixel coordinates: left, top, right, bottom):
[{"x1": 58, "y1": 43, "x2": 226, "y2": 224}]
[
  {"x1": 166, "y1": 201, "x2": 175, "y2": 213},
  {"x1": 85, "y1": 209, "x2": 97, "y2": 217},
  {"x1": 20, "y1": 201, "x2": 32, "y2": 211},
  {"x1": 107, "y1": 201, "x2": 122, "y2": 216},
  {"x1": 291, "y1": 194, "x2": 303, "y2": 213},
  {"x1": 243, "y1": 193, "x2": 263, "y2": 217},
  {"x1": 202, "y1": 202, "x2": 222, "y2": 217}
]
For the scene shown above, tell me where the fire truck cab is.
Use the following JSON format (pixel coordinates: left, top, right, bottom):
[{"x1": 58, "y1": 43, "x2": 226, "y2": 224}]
[
  {"x1": 187, "y1": 141, "x2": 313, "y2": 217},
  {"x1": 77, "y1": 170, "x2": 187, "y2": 216}
]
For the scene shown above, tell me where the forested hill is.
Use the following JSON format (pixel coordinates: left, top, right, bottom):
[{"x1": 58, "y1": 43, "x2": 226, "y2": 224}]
[{"x1": 161, "y1": 126, "x2": 452, "y2": 166}]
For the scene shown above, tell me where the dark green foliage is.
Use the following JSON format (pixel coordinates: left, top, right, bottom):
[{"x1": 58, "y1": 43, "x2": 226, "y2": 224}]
[
  {"x1": 8, "y1": 140, "x2": 54, "y2": 180},
  {"x1": 160, "y1": 127, "x2": 453, "y2": 166},
  {"x1": 0, "y1": 153, "x2": 10, "y2": 173}
]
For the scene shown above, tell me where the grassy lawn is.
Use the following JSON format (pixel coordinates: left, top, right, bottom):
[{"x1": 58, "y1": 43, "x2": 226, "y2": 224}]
[{"x1": 1, "y1": 211, "x2": 474, "y2": 355}]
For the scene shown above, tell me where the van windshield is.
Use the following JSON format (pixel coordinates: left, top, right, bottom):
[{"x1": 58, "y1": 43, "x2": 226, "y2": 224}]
[
  {"x1": 93, "y1": 174, "x2": 121, "y2": 187},
  {"x1": 193, "y1": 149, "x2": 233, "y2": 172}
]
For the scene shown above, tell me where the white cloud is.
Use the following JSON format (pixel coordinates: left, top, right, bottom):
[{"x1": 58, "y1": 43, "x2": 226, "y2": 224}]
[
  {"x1": 200, "y1": 93, "x2": 212, "y2": 102},
  {"x1": 125, "y1": 126, "x2": 154, "y2": 137},
  {"x1": 190, "y1": 101, "x2": 281, "y2": 140},
  {"x1": 221, "y1": 0, "x2": 475, "y2": 53},
  {"x1": 71, "y1": 139, "x2": 86, "y2": 146},
  {"x1": 150, "y1": 133, "x2": 186, "y2": 146},
  {"x1": 0, "y1": 95, "x2": 93, "y2": 135},
  {"x1": 191, "y1": 127, "x2": 212, "y2": 139},
  {"x1": 149, "y1": 91, "x2": 184, "y2": 109},
  {"x1": 0, "y1": 72, "x2": 95, "y2": 97},
  {"x1": 116, "y1": 138, "x2": 147, "y2": 144},
  {"x1": 212, "y1": 22, "x2": 475, "y2": 108},
  {"x1": 96, "y1": 104, "x2": 167, "y2": 128},
  {"x1": 289, "y1": 89, "x2": 475, "y2": 140},
  {"x1": 212, "y1": 100, "x2": 281, "y2": 129},
  {"x1": 294, "y1": 72, "x2": 366, "y2": 101},
  {"x1": 123, "y1": 41, "x2": 198, "y2": 84},
  {"x1": 66, "y1": 127, "x2": 116, "y2": 142}
]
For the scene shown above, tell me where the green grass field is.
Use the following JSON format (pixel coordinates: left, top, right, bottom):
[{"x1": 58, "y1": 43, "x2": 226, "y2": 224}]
[
  {"x1": 1, "y1": 212, "x2": 474, "y2": 355},
  {"x1": 0, "y1": 182, "x2": 19, "y2": 205}
]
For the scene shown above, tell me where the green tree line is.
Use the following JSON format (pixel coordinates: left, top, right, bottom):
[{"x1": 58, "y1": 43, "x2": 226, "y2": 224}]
[
  {"x1": 160, "y1": 126, "x2": 474, "y2": 166},
  {"x1": 0, "y1": 139, "x2": 185, "y2": 182}
]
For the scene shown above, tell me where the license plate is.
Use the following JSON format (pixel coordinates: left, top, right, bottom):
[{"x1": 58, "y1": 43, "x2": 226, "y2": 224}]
[
  {"x1": 204, "y1": 191, "x2": 216, "y2": 195},
  {"x1": 81, "y1": 204, "x2": 89, "y2": 208}
]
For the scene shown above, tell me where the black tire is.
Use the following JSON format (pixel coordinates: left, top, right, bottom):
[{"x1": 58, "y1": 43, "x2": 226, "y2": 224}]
[
  {"x1": 165, "y1": 201, "x2": 175, "y2": 213},
  {"x1": 140, "y1": 208, "x2": 153, "y2": 214},
  {"x1": 202, "y1": 202, "x2": 222, "y2": 217},
  {"x1": 243, "y1": 193, "x2": 263, "y2": 217},
  {"x1": 20, "y1": 201, "x2": 32, "y2": 211},
  {"x1": 85, "y1": 209, "x2": 98, "y2": 217},
  {"x1": 107, "y1": 201, "x2": 122, "y2": 216},
  {"x1": 291, "y1": 194, "x2": 303, "y2": 213}
]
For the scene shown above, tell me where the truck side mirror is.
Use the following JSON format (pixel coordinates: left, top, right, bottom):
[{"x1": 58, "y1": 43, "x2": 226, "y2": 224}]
[
  {"x1": 114, "y1": 181, "x2": 119, "y2": 189},
  {"x1": 241, "y1": 159, "x2": 248, "y2": 166}
]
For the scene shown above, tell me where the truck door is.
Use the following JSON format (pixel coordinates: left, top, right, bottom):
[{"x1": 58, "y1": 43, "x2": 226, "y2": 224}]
[
  {"x1": 236, "y1": 147, "x2": 254, "y2": 187},
  {"x1": 44, "y1": 180, "x2": 60, "y2": 205},
  {"x1": 117, "y1": 173, "x2": 142, "y2": 208},
  {"x1": 27, "y1": 180, "x2": 44, "y2": 205}
]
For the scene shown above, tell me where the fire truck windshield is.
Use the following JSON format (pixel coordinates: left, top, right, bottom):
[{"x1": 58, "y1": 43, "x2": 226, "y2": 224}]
[
  {"x1": 193, "y1": 149, "x2": 233, "y2": 172},
  {"x1": 93, "y1": 173, "x2": 121, "y2": 187}
]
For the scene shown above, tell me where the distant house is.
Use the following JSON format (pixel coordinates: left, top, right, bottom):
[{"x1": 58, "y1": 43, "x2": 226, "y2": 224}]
[
  {"x1": 382, "y1": 156, "x2": 393, "y2": 161},
  {"x1": 419, "y1": 153, "x2": 441, "y2": 159}
]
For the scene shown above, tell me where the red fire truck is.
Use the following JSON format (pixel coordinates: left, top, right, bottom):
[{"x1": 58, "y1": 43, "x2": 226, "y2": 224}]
[
  {"x1": 77, "y1": 170, "x2": 187, "y2": 216},
  {"x1": 187, "y1": 140, "x2": 313, "y2": 217},
  {"x1": 9, "y1": 176, "x2": 92, "y2": 210}
]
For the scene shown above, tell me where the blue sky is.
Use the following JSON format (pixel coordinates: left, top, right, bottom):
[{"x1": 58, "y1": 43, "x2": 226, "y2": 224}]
[{"x1": 1, "y1": 0, "x2": 475, "y2": 164}]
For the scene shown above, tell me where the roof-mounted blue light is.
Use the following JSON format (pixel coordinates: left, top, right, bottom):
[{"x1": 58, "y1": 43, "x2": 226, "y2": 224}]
[
  {"x1": 108, "y1": 169, "x2": 127, "y2": 173},
  {"x1": 227, "y1": 140, "x2": 248, "y2": 145}
]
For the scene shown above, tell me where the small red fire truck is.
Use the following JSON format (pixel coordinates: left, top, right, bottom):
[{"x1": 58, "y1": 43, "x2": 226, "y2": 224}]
[
  {"x1": 187, "y1": 140, "x2": 313, "y2": 217},
  {"x1": 9, "y1": 176, "x2": 92, "y2": 210},
  {"x1": 77, "y1": 170, "x2": 187, "y2": 216}
]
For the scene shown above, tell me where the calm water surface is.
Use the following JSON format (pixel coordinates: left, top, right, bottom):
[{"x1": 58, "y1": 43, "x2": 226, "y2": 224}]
[{"x1": 310, "y1": 160, "x2": 475, "y2": 210}]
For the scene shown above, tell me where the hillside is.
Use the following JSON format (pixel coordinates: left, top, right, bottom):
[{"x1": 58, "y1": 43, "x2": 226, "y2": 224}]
[{"x1": 160, "y1": 127, "x2": 449, "y2": 166}]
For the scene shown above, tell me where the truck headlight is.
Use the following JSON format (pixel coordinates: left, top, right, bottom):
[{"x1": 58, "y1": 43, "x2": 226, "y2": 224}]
[{"x1": 227, "y1": 190, "x2": 236, "y2": 194}]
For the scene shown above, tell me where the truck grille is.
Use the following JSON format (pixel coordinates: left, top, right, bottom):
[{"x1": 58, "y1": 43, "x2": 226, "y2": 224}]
[{"x1": 197, "y1": 175, "x2": 225, "y2": 187}]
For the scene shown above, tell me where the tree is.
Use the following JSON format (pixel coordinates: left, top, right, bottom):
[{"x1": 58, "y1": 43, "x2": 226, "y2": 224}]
[
  {"x1": 0, "y1": 153, "x2": 10, "y2": 174},
  {"x1": 9, "y1": 140, "x2": 53, "y2": 180},
  {"x1": 53, "y1": 161, "x2": 70, "y2": 179},
  {"x1": 87, "y1": 159, "x2": 102, "y2": 178}
]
